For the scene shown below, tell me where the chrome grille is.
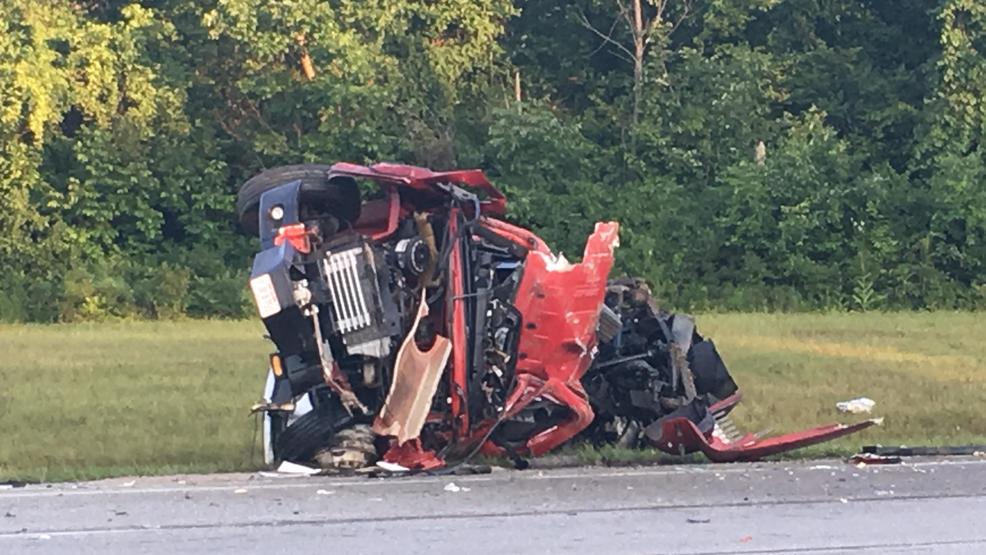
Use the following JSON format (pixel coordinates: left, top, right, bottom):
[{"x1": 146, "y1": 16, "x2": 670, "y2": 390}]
[{"x1": 323, "y1": 246, "x2": 372, "y2": 333}]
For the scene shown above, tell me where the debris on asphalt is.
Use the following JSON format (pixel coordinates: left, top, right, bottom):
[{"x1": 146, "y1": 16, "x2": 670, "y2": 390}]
[
  {"x1": 278, "y1": 461, "x2": 320, "y2": 475},
  {"x1": 686, "y1": 518, "x2": 711, "y2": 524},
  {"x1": 836, "y1": 397, "x2": 876, "y2": 414},
  {"x1": 233, "y1": 488, "x2": 248, "y2": 494},
  {"x1": 120, "y1": 480, "x2": 136, "y2": 488},
  {"x1": 849, "y1": 453, "x2": 902, "y2": 466},
  {"x1": 315, "y1": 489, "x2": 334, "y2": 495},
  {"x1": 258, "y1": 461, "x2": 320, "y2": 477},
  {"x1": 443, "y1": 482, "x2": 470, "y2": 493},
  {"x1": 861, "y1": 444, "x2": 986, "y2": 457},
  {"x1": 376, "y1": 461, "x2": 410, "y2": 473}
]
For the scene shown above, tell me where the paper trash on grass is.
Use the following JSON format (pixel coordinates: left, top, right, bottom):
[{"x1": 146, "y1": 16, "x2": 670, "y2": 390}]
[{"x1": 836, "y1": 397, "x2": 876, "y2": 414}]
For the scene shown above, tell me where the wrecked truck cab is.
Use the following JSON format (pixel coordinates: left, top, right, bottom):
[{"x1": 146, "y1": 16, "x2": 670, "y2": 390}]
[{"x1": 242, "y1": 162, "x2": 875, "y2": 470}]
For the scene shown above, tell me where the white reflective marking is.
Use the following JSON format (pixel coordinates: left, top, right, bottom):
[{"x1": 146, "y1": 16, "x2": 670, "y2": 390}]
[{"x1": 250, "y1": 274, "x2": 282, "y2": 318}]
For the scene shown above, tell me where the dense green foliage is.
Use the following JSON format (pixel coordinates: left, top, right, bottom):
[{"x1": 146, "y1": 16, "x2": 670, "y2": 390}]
[{"x1": 1, "y1": 0, "x2": 984, "y2": 320}]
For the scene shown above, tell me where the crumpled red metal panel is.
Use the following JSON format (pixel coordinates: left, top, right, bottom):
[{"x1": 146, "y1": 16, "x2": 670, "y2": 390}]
[
  {"x1": 503, "y1": 222, "x2": 620, "y2": 456},
  {"x1": 328, "y1": 162, "x2": 507, "y2": 216},
  {"x1": 648, "y1": 405, "x2": 880, "y2": 463}
]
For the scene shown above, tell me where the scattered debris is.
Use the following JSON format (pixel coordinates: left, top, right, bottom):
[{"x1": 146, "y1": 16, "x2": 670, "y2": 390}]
[
  {"x1": 686, "y1": 517, "x2": 711, "y2": 524},
  {"x1": 837, "y1": 397, "x2": 876, "y2": 414},
  {"x1": 739, "y1": 535, "x2": 753, "y2": 543},
  {"x1": 443, "y1": 482, "x2": 470, "y2": 493},
  {"x1": 315, "y1": 489, "x2": 334, "y2": 495},
  {"x1": 277, "y1": 461, "x2": 320, "y2": 475},
  {"x1": 849, "y1": 453, "x2": 902, "y2": 466},
  {"x1": 233, "y1": 488, "x2": 248, "y2": 494},
  {"x1": 839, "y1": 498, "x2": 849, "y2": 504},
  {"x1": 120, "y1": 480, "x2": 136, "y2": 488},
  {"x1": 4, "y1": 512, "x2": 14, "y2": 518},
  {"x1": 862, "y1": 444, "x2": 986, "y2": 457},
  {"x1": 376, "y1": 461, "x2": 410, "y2": 473}
]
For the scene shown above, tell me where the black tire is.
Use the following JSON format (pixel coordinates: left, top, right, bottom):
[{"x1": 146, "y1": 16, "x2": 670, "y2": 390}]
[
  {"x1": 273, "y1": 409, "x2": 353, "y2": 463},
  {"x1": 236, "y1": 164, "x2": 362, "y2": 234}
]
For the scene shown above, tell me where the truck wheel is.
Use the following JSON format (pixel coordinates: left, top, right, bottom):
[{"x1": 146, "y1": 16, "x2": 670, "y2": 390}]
[
  {"x1": 273, "y1": 408, "x2": 353, "y2": 464},
  {"x1": 236, "y1": 164, "x2": 361, "y2": 234}
]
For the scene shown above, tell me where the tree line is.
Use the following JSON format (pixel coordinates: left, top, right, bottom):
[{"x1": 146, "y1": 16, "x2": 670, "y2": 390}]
[{"x1": 1, "y1": 0, "x2": 984, "y2": 321}]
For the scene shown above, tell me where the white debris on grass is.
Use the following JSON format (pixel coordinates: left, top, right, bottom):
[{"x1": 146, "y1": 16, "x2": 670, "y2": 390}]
[{"x1": 836, "y1": 397, "x2": 876, "y2": 414}]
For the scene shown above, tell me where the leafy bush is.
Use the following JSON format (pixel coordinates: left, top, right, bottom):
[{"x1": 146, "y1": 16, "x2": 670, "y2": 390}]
[{"x1": 187, "y1": 271, "x2": 253, "y2": 319}]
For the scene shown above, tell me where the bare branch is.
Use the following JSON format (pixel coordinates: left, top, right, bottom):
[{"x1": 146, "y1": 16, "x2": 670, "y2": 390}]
[
  {"x1": 616, "y1": 0, "x2": 635, "y2": 37},
  {"x1": 578, "y1": 11, "x2": 636, "y2": 63},
  {"x1": 587, "y1": 14, "x2": 622, "y2": 57},
  {"x1": 668, "y1": 0, "x2": 694, "y2": 35}
]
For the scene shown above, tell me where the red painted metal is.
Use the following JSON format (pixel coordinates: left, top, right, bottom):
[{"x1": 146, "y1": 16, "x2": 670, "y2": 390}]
[
  {"x1": 709, "y1": 391, "x2": 743, "y2": 416},
  {"x1": 650, "y1": 415, "x2": 880, "y2": 463},
  {"x1": 447, "y1": 209, "x2": 470, "y2": 438},
  {"x1": 328, "y1": 162, "x2": 507, "y2": 216},
  {"x1": 273, "y1": 223, "x2": 311, "y2": 254},
  {"x1": 479, "y1": 217, "x2": 551, "y2": 254},
  {"x1": 379, "y1": 439, "x2": 445, "y2": 471},
  {"x1": 353, "y1": 186, "x2": 402, "y2": 241},
  {"x1": 500, "y1": 222, "x2": 620, "y2": 456}
]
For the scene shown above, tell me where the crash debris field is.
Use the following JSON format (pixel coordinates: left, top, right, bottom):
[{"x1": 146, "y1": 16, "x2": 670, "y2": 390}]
[{"x1": 1, "y1": 311, "x2": 983, "y2": 482}]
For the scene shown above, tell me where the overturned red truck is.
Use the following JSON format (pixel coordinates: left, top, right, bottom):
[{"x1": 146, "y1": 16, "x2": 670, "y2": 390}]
[{"x1": 242, "y1": 163, "x2": 875, "y2": 470}]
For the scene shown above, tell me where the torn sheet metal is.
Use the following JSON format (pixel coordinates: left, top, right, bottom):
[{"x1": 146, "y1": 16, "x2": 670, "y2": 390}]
[
  {"x1": 373, "y1": 296, "x2": 452, "y2": 443},
  {"x1": 503, "y1": 222, "x2": 619, "y2": 456},
  {"x1": 647, "y1": 413, "x2": 881, "y2": 463}
]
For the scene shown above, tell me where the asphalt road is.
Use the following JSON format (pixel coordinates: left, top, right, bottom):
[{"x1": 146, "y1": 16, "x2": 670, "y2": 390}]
[{"x1": 2, "y1": 457, "x2": 986, "y2": 554}]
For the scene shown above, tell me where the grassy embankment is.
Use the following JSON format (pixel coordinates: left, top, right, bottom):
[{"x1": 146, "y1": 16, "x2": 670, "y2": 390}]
[{"x1": 1, "y1": 313, "x2": 984, "y2": 481}]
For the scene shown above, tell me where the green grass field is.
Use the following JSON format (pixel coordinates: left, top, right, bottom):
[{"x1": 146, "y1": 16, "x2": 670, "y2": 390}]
[{"x1": 1, "y1": 313, "x2": 984, "y2": 482}]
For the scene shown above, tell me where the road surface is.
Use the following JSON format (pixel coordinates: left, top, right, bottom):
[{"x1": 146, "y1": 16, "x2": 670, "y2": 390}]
[{"x1": 2, "y1": 457, "x2": 986, "y2": 554}]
